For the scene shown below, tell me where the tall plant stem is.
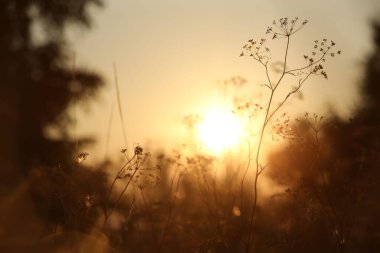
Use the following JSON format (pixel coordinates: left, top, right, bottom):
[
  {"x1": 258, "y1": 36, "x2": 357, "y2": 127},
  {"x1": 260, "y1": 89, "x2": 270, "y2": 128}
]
[
  {"x1": 113, "y1": 63, "x2": 128, "y2": 152},
  {"x1": 240, "y1": 141, "x2": 251, "y2": 212},
  {"x1": 104, "y1": 154, "x2": 138, "y2": 223},
  {"x1": 245, "y1": 35, "x2": 290, "y2": 253}
]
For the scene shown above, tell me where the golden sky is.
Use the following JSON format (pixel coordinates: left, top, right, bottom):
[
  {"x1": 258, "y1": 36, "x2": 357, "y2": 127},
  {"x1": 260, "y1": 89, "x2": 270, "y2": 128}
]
[{"x1": 68, "y1": 0, "x2": 380, "y2": 162}]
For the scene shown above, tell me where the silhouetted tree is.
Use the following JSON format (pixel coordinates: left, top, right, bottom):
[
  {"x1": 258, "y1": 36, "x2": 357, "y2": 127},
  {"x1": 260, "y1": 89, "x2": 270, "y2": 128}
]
[
  {"x1": 0, "y1": 0, "x2": 104, "y2": 187},
  {"x1": 0, "y1": 2, "x2": 109, "y2": 251}
]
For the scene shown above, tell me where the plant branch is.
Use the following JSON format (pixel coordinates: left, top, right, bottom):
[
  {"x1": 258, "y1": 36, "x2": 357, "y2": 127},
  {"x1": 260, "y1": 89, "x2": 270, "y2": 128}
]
[
  {"x1": 105, "y1": 155, "x2": 140, "y2": 222},
  {"x1": 266, "y1": 71, "x2": 313, "y2": 125},
  {"x1": 246, "y1": 34, "x2": 291, "y2": 253}
]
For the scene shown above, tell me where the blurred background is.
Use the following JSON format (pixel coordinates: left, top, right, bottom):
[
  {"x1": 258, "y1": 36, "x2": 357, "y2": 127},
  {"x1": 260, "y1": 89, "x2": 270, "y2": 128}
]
[
  {"x1": 69, "y1": 0, "x2": 380, "y2": 161},
  {"x1": 1, "y1": 0, "x2": 380, "y2": 252}
]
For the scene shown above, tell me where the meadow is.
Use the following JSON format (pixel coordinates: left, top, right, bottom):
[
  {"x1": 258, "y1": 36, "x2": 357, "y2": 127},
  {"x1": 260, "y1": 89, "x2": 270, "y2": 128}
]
[{"x1": 1, "y1": 1, "x2": 380, "y2": 253}]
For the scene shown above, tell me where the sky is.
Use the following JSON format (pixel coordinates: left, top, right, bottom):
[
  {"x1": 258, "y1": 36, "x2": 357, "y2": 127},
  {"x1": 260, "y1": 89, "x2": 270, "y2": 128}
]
[{"x1": 68, "y1": 0, "x2": 380, "y2": 163}]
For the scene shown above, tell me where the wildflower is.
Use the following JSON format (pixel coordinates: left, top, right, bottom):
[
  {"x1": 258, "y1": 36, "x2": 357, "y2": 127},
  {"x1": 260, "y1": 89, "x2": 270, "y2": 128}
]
[
  {"x1": 134, "y1": 145, "x2": 143, "y2": 155},
  {"x1": 77, "y1": 152, "x2": 89, "y2": 163}
]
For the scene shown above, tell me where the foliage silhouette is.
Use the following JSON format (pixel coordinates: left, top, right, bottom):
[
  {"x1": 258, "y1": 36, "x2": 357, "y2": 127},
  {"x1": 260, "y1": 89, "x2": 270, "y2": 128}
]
[
  {"x1": 267, "y1": 21, "x2": 380, "y2": 253},
  {"x1": 0, "y1": 0, "x2": 104, "y2": 183},
  {"x1": 0, "y1": 1, "x2": 108, "y2": 252}
]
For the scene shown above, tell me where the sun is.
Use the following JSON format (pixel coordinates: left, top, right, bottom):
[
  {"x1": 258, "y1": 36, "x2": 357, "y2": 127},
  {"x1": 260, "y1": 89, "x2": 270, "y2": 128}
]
[{"x1": 196, "y1": 108, "x2": 244, "y2": 154}]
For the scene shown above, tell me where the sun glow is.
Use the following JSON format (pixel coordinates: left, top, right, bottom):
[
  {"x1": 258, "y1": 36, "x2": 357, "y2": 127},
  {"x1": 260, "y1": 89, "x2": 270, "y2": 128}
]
[{"x1": 196, "y1": 108, "x2": 244, "y2": 154}]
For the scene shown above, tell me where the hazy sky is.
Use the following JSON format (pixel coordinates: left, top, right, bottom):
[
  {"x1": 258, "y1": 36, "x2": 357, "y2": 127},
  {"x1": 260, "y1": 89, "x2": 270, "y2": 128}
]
[{"x1": 68, "y1": 0, "x2": 380, "y2": 162}]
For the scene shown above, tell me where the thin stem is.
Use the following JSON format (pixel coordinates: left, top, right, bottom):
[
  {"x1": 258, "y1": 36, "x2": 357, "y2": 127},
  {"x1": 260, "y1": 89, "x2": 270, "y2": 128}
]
[
  {"x1": 104, "y1": 102, "x2": 115, "y2": 161},
  {"x1": 158, "y1": 173, "x2": 182, "y2": 253},
  {"x1": 240, "y1": 56, "x2": 272, "y2": 216},
  {"x1": 264, "y1": 63, "x2": 273, "y2": 89},
  {"x1": 115, "y1": 165, "x2": 139, "y2": 204},
  {"x1": 246, "y1": 35, "x2": 290, "y2": 253},
  {"x1": 240, "y1": 141, "x2": 251, "y2": 213},
  {"x1": 106, "y1": 154, "x2": 136, "y2": 202},
  {"x1": 104, "y1": 154, "x2": 139, "y2": 222},
  {"x1": 285, "y1": 49, "x2": 329, "y2": 74},
  {"x1": 266, "y1": 71, "x2": 312, "y2": 125},
  {"x1": 113, "y1": 63, "x2": 129, "y2": 153}
]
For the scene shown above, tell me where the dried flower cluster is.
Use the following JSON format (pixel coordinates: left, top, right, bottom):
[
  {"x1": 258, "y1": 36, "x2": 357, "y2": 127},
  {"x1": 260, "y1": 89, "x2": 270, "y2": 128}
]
[
  {"x1": 302, "y1": 112, "x2": 327, "y2": 135},
  {"x1": 134, "y1": 145, "x2": 143, "y2": 155},
  {"x1": 271, "y1": 113, "x2": 296, "y2": 141},
  {"x1": 267, "y1": 17, "x2": 308, "y2": 38},
  {"x1": 240, "y1": 17, "x2": 341, "y2": 83},
  {"x1": 300, "y1": 39, "x2": 341, "y2": 79},
  {"x1": 76, "y1": 152, "x2": 89, "y2": 164},
  {"x1": 240, "y1": 37, "x2": 271, "y2": 64}
]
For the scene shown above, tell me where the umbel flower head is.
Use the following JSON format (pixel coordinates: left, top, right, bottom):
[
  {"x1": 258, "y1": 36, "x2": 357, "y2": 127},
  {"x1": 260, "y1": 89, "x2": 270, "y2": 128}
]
[
  {"x1": 241, "y1": 17, "x2": 341, "y2": 82},
  {"x1": 267, "y1": 17, "x2": 308, "y2": 38}
]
